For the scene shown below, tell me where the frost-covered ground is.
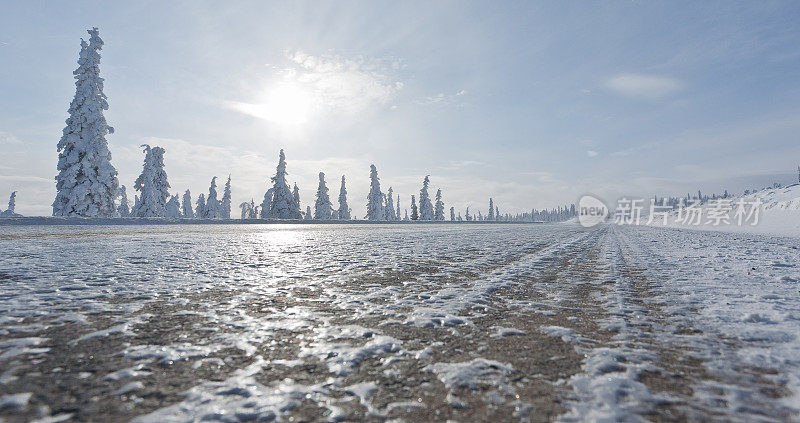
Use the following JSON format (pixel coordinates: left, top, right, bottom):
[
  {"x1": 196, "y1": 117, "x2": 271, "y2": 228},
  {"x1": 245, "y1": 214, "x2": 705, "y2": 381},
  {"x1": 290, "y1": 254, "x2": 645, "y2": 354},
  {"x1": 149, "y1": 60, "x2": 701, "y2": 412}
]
[{"x1": 0, "y1": 223, "x2": 798, "y2": 422}]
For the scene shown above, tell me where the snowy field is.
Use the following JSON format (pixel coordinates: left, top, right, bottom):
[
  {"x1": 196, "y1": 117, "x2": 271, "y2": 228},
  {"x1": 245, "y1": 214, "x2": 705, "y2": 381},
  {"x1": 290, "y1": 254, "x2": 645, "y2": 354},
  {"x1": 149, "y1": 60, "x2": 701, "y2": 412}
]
[{"x1": 0, "y1": 223, "x2": 799, "y2": 422}]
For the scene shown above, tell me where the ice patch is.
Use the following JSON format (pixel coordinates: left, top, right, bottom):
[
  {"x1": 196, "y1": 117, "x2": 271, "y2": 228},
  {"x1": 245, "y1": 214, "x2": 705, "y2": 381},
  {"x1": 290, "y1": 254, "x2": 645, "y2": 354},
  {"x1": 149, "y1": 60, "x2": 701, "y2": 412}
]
[
  {"x1": 0, "y1": 392, "x2": 32, "y2": 410},
  {"x1": 122, "y1": 343, "x2": 222, "y2": 365},
  {"x1": 114, "y1": 381, "x2": 144, "y2": 395}
]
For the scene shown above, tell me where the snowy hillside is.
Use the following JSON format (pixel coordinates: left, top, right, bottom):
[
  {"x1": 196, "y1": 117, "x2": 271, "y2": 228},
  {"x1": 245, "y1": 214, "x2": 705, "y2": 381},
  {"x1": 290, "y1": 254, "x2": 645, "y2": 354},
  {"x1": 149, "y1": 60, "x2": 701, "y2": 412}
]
[{"x1": 661, "y1": 183, "x2": 800, "y2": 236}]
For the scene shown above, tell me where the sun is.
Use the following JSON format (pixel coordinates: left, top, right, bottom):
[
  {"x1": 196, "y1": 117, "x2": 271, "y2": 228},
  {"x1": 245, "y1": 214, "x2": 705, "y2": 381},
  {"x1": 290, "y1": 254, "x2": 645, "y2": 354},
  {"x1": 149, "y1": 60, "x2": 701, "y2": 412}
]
[{"x1": 245, "y1": 82, "x2": 315, "y2": 125}]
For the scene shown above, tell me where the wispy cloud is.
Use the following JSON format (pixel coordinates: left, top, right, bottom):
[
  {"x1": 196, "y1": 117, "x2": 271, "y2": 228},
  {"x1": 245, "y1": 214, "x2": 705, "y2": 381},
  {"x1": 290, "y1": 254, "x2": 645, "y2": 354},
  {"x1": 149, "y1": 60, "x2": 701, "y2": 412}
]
[
  {"x1": 586, "y1": 150, "x2": 599, "y2": 157},
  {"x1": 419, "y1": 89, "x2": 468, "y2": 106},
  {"x1": 0, "y1": 131, "x2": 22, "y2": 146},
  {"x1": 605, "y1": 73, "x2": 684, "y2": 99}
]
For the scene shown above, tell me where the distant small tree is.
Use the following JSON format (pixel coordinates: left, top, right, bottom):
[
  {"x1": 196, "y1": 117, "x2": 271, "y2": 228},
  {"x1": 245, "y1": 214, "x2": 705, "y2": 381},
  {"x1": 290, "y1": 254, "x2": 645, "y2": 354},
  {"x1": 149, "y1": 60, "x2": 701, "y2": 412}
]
[
  {"x1": 239, "y1": 201, "x2": 252, "y2": 219},
  {"x1": 418, "y1": 175, "x2": 433, "y2": 220},
  {"x1": 117, "y1": 186, "x2": 130, "y2": 217},
  {"x1": 182, "y1": 189, "x2": 194, "y2": 218},
  {"x1": 465, "y1": 206, "x2": 472, "y2": 221},
  {"x1": 385, "y1": 187, "x2": 397, "y2": 220},
  {"x1": 434, "y1": 189, "x2": 445, "y2": 220},
  {"x1": 410, "y1": 195, "x2": 419, "y2": 221},
  {"x1": 450, "y1": 206, "x2": 455, "y2": 221},
  {"x1": 396, "y1": 195, "x2": 401, "y2": 221},
  {"x1": 132, "y1": 145, "x2": 170, "y2": 217},
  {"x1": 305, "y1": 205, "x2": 313, "y2": 220},
  {"x1": 314, "y1": 172, "x2": 333, "y2": 219},
  {"x1": 220, "y1": 175, "x2": 232, "y2": 219},
  {"x1": 204, "y1": 177, "x2": 220, "y2": 219},
  {"x1": 338, "y1": 175, "x2": 350, "y2": 220},
  {"x1": 165, "y1": 195, "x2": 181, "y2": 218},
  {"x1": 293, "y1": 183, "x2": 301, "y2": 211},
  {"x1": 366, "y1": 165, "x2": 384, "y2": 220},
  {"x1": 195, "y1": 193, "x2": 206, "y2": 218},
  {"x1": 267, "y1": 150, "x2": 301, "y2": 219},
  {"x1": 6, "y1": 192, "x2": 17, "y2": 214}
]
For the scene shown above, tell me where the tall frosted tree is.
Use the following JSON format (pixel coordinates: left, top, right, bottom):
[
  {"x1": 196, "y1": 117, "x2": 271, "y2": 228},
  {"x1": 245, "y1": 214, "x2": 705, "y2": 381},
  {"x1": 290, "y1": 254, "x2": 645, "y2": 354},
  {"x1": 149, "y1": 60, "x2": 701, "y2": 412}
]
[
  {"x1": 366, "y1": 165, "x2": 384, "y2": 220},
  {"x1": 450, "y1": 206, "x2": 455, "y2": 221},
  {"x1": 117, "y1": 186, "x2": 130, "y2": 217},
  {"x1": 338, "y1": 175, "x2": 350, "y2": 220},
  {"x1": 434, "y1": 189, "x2": 445, "y2": 220},
  {"x1": 410, "y1": 195, "x2": 419, "y2": 221},
  {"x1": 195, "y1": 193, "x2": 206, "y2": 218},
  {"x1": 267, "y1": 150, "x2": 301, "y2": 219},
  {"x1": 53, "y1": 28, "x2": 119, "y2": 217},
  {"x1": 132, "y1": 145, "x2": 170, "y2": 217},
  {"x1": 204, "y1": 177, "x2": 220, "y2": 219},
  {"x1": 418, "y1": 175, "x2": 434, "y2": 220},
  {"x1": 385, "y1": 187, "x2": 397, "y2": 220},
  {"x1": 182, "y1": 189, "x2": 194, "y2": 218},
  {"x1": 314, "y1": 172, "x2": 333, "y2": 219},
  {"x1": 221, "y1": 175, "x2": 232, "y2": 219},
  {"x1": 488, "y1": 198, "x2": 495, "y2": 220}
]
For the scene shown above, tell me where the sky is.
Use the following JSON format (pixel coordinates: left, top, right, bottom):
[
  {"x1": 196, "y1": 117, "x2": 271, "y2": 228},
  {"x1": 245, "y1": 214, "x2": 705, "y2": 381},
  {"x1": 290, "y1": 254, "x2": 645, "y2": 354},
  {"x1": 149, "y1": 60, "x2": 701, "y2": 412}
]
[{"x1": 2, "y1": 0, "x2": 800, "y2": 216}]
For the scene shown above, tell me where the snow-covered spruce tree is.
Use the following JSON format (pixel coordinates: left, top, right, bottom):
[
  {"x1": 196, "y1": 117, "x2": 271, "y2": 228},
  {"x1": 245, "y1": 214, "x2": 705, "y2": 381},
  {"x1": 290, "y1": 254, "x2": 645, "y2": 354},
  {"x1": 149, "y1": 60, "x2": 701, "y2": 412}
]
[
  {"x1": 465, "y1": 206, "x2": 472, "y2": 221},
  {"x1": 434, "y1": 189, "x2": 444, "y2": 220},
  {"x1": 366, "y1": 165, "x2": 384, "y2": 220},
  {"x1": 195, "y1": 193, "x2": 206, "y2": 218},
  {"x1": 204, "y1": 177, "x2": 220, "y2": 219},
  {"x1": 293, "y1": 183, "x2": 301, "y2": 210},
  {"x1": 260, "y1": 188, "x2": 274, "y2": 219},
  {"x1": 0, "y1": 191, "x2": 17, "y2": 216},
  {"x1": 165, "y1": 195, "x2": 181, "y2": 218},
  {"x1": 221, "y1": 175, "x2": 232, "y2": 219},
  {"x1": 132, "y1": 195, "x2": 140, "y2": 215},
  {"x1": 495, "y1": 205, "x2": 499, "y2": 221},
  {"x1": 239, "y1": 201, "x2": 252, "y2": 220},
  {"x1": 396, "y1": 195, "x2": 400, "y2": 221},
  {"x1": 450, "y1": 206, "x2": 455, "y2": 221},
  {"x1": 418, "y1": 175, "x2": 434, "y2": 220},
  {"x1": 457, "y1": 212, "x2": 462, "y2": 221},
  {"x1": 314, "y1": 172, "x2": 333, "y2": 219},
  {"x1": 133, "y1": 145, "x2": 170, "y2": 217},
  {"x1": 182, "y1": 189, "x2": 194, "y2": 218},
  {"x1": 305, "y1": 205, "x2": 313, "y2": 220},
  {"x1": 249, "y1": 200, "x2": 258, "y2": 219},
  {"x1": 385, "y1": 187, "x2": 397, "y2": 220},
  {"x1": 53, "y1": 28, "x2": 119, "y2": 217},
  {"x1": 404, "y1": 209, "x2": 409, "y2": 221},
  {"x1": 488, "y1": 198, "x2": 494, "y2": 220},
  {"x1": 267, "y1": 150, "x2": 302, "y2": 219},
  {"x1": 1, "y1": 192, "x2": 20, "y2": 217},
  {"x1": 7, "y1": 191, "x2": 16, "y2": 214},
  {"x1": 117, "y1": 186, "x2": 130, "y2": 217},
  {"x1": 410, "y1": 195, "x2": 419, "y2": 221},
  {"x1": 338, "y1": 175, "x2": 350, "y2": 220}
]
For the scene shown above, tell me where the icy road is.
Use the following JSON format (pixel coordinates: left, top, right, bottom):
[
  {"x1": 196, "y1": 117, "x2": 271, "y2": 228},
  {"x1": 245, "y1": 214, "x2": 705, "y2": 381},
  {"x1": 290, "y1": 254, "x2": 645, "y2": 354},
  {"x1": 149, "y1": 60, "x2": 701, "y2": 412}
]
[{"x1": 0, "y1": 223, "x2": 799, "y2": 422}]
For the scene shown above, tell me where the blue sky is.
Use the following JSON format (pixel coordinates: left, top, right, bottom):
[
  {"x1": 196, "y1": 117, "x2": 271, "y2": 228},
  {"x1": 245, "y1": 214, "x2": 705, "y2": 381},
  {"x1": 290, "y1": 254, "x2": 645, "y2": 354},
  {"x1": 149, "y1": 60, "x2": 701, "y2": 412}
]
[{"x1": 2, "y1": 1, "x2": 799, "y2": 216}]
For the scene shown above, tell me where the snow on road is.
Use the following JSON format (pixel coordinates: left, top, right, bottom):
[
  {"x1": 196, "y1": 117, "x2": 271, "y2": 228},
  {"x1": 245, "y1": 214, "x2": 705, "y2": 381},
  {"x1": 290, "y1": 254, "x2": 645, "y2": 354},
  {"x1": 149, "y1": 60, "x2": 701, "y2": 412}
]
[{"x1": 0, "y1": 223, "x2": 798, "y2": 421}]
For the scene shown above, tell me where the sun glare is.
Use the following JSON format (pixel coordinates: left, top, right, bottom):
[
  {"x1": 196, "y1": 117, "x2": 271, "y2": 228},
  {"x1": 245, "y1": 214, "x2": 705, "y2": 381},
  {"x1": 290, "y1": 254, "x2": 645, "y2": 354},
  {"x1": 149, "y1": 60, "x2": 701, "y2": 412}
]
[{"x1": 252, "y1": 82, "x2": 315, "y2": 125}]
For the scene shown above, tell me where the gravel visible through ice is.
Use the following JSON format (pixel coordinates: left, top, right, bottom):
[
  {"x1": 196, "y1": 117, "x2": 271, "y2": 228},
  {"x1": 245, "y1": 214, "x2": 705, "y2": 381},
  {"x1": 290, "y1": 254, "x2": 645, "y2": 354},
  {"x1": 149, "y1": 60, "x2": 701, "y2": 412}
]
[{"x1": 0, "y1": 223, "x2": 799, "y2": 421}]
